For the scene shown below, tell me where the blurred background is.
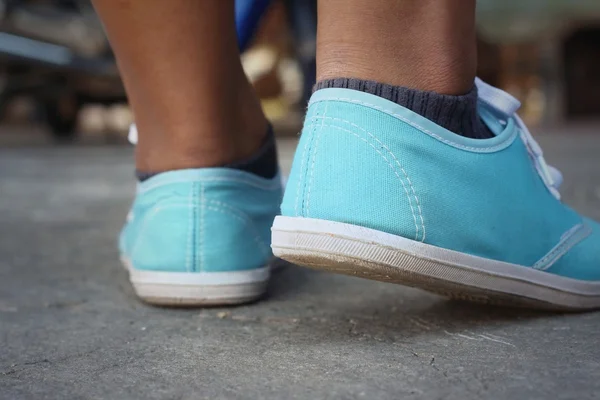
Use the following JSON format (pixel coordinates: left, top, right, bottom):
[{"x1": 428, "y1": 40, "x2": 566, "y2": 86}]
[{"x1": 0, "y1": 0, "x2": 598, "y2": 145}]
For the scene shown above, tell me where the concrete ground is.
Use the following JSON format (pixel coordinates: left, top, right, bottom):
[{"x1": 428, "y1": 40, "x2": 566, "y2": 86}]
[{"x1": 1, "y1": 132, "x2": 600, "y2": 400}]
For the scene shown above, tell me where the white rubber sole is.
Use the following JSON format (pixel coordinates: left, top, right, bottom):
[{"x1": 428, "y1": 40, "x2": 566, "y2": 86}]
[
  {"x1": 121, "y1": 257, "x2": 270, "y2": 306},
  {"x1": 271, "y1": 216, "x2": 600, "y2": 310}
]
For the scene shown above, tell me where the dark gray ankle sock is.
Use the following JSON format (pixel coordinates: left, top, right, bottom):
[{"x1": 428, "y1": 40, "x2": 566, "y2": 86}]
[
  {"x1": 314, "y1": 78, "x2": 494, "y2": 139},
  {"x1": 224, "y1": 124, "x2": 278, "y2": 179},
  {"x1": 136, "y1": 124, "x2": 278, "y2": 182}
]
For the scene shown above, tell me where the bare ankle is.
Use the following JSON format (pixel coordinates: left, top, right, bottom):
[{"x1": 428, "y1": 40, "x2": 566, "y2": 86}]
[
  {"x1": 316, "y1": 0, "x2": 477, "y2": 95},
  {"x1": 135, "y1": 82, "x2": 268, "y2": 172}
]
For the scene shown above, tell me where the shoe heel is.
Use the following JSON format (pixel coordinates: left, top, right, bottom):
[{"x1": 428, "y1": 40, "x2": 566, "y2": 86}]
[
  {"x1": 281, "y1": 98, "x2": 424, "y2": 242},
  {"x1": 121, "y1": 256, "x2": 270, "y2": 306}
]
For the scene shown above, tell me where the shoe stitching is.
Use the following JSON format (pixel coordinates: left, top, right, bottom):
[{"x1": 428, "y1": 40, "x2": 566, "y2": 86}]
[
  {"x1": 295, "y1": 103, "x2": 319, "y2": 216},
  {"x1": 200, "y1": 182, "x2": 205, "y2": 272},
  {"x1": 310, "y1": 117, "x2": 425, "y2": 242},
  {"x1": 206, "y1": 199, "x2": 269, "y2": 255},
  {"x1": 299, "y1": 103, "x2": 321, "y2": 216},
  {"x1": 306, "y1": 102, "x2": 328, "y2": 217},
  {"x1": 533, "y1": 223, "x2": 593, "y2": 271},
  {"x1": 129, "y1": 203, "x2": 190, "y2": 265},
  {"x1": 186, "y1": 189, "x2": 192, "y2": 273},
  {"x1": 205, "y1": 201, "x2": 270, "y2": 257},
  {"x1": 294, "y1": 120, "x2": 313, "y2": 217},
  {"x1": 315, "y1": 122, "x2": 421, "y2": 242},
  {"x1": 310, "y1": 96, "x2": 517, "y2": 153},
  {"x1": 130, "y1": 200, "x2": 269, "y2": 269},
  {"x1": 192, "y1": 182, "x2": 203, "y2": 272},
  {"x1": 294, "y1": 141, "x2": 307, "y2": 216}
]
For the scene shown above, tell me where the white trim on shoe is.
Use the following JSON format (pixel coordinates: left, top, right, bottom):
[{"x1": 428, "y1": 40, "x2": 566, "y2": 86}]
[
  {"x1": 271, "y1": 216, "x2": 600, "y2": 310},
  {"x1": 121, "y1": 257, "x2": 270, "y2": 306}
]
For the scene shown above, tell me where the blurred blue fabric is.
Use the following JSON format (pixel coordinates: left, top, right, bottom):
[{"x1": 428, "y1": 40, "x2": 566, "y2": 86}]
[{"x1": 235, "y1": 0, "x2": 271, "y2": 52}]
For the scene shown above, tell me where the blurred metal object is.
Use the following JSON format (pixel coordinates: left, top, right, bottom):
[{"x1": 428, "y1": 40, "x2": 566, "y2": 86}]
[
  {"x1": 6, "y1": 0, "x2": 108, "y2": 57},
  {"x1": 0, "y1": 32, "x2": 116, "y2": 75},
  {"x1": 0, "y1": 0, "x2": 124, "y2": 140}
]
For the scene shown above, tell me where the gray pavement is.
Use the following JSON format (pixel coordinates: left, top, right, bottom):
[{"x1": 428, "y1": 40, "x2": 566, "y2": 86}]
[{"x1": 1, "y1": 134, "x2": 600, "y2": 399}]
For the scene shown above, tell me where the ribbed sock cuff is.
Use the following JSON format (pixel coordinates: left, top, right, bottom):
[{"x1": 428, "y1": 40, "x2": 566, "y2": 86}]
[{"x1": 314, "y1": 78, "x2": 494, "y2": 139}]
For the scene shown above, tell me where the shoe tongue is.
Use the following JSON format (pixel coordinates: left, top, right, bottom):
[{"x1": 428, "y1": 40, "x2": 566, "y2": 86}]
[
  {"x1": 475, "y1": 78, "x2": 522, "y2": 137},
  {"x1": 475, "y1": 78, "x2": 564, "y2": 199},
  {"x1": 475, "y1": 77, "x2": 521, "y2": 117}
]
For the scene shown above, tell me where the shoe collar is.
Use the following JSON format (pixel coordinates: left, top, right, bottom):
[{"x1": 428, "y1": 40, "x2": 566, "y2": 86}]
[{"x1": 127, "y1": 80, "x2": 562, "y2": 200}]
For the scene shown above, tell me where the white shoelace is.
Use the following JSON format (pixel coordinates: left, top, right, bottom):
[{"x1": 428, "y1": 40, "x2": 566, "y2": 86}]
[
  {"x1": 128, "y1": 123, "x2": 138, "y2": 145},
  {"x1": 475, "y1": 77, "x2": 562, "y2": 199}
]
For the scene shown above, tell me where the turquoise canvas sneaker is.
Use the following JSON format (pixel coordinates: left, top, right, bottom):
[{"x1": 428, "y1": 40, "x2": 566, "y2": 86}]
[
  {"x1": 120, "y1": 166, "x2": 282, "y2": 306},
  {"x1": 272, "y1": 78, "x2": 600, "y2": 310}
]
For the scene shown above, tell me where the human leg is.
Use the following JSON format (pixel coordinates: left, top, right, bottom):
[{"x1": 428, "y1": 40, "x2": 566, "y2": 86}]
[
  {"x1": 93, "y1": 0, "x2": 281, "y2": 305},
  {"x1": 93, "y1": 0, "x2": 269, "y2": 172}
]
